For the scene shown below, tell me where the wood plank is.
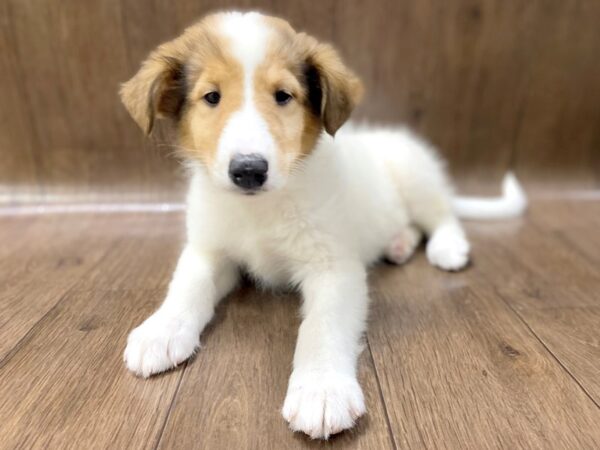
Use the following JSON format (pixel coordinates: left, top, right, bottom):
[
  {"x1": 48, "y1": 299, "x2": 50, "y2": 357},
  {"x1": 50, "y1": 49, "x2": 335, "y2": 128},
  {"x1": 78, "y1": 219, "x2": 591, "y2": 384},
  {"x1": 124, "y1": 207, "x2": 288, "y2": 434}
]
[
  {"x1": 468, "y1": 204, "x2": 599, "y2": 311},
  {"x1": 0, "y1": 213, "x2": 183, "y2": 362},
  {"x1": 367, "y1": 250, "x2": 600, "y2": 448},
  {"x1": 511, "y1": 1, "x2": 600, "y2": 189},
  {"x1": 2, "y1": 201, "x2": 599, "y2": 448},
  {"x1": 467, "y1": 199, "x2": 600, "y2": 403},
  {"x1": 158, "y1": 283, "x2": 393, "y2": 449},
  {"x1": 0, "y1": 215, "x2": 112, "y2": 360},
  {"x1": 0, "y1": 0, "x2": 41, "y2": 198},
  {"x1": 527, "y1": 199, "x2": 600, "y2": 265},
  {"x1": 68, "y1": 212, "x2": 184, "y2": 291},
  {"x1": 0, "y1": 215, "x2": 39, "y2": 258},
  {"x1": 518, "y1": 305, "x2": 600, "y2": 403},
  {"x1": 0, "y1": 288, "x2": 183, "y2": 450},
  {"x1": 5, "y1": 0, "x2": 187, "y2": 201},
  {"x1": 0, "y1": 213, "x2": 185, "y2": 449},
  {"x1": 334, "y1": 0, "x2": 533, "y2": 190}
]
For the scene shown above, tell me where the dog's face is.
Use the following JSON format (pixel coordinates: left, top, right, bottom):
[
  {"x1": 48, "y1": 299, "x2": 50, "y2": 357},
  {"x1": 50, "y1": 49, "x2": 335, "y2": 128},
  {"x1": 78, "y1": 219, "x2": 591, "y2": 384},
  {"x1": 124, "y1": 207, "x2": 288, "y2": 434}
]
[{"x1": 121, "y1": 12, "x2": 362, "y2": 194}]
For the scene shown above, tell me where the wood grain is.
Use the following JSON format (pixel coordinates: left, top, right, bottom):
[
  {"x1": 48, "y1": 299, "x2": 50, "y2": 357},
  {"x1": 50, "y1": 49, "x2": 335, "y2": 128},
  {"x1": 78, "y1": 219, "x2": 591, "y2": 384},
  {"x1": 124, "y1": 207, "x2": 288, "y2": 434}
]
[
  {"x1": 0, "y1": 213, "x2": 184, "y2": 450},
  {"x1": 0, "y1": 216, "x2": 112, "y2": 360},
  {"x1": 0, "y1": 213, "x2": 184, "y2": 364},
  {"x1": 0, "y1": 0, "x2": 41, "y2": 197},
  {"x1": 467, "y1": 200, "x2": 600, "y2": 403},
  {"x1": 367, "y1": 252, "x2": 600, "y2": 449},
  {"x1": 1, "y1": 0, "x2": 599, "y2": 202},
  {"x1": 510, "y1": 1, "x2": 600, "y2": 189},
  {"x1": 526, "y1": 199, "x2": 600, "y2": 265},
  {"x1": 1, "y1": 200, "x2": 600, "y2": 447},
  {"x1": 0, "y1": 288, "x2": 183, "y2": 450}
]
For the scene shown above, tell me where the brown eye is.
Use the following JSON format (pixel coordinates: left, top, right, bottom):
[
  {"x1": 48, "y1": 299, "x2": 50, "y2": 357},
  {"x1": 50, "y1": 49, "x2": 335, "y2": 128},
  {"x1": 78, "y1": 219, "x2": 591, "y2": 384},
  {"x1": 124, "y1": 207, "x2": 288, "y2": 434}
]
[
  {"x1": 204, "y1": 91, "x2": 221, "y2": 106},
  {"x1": 274, "y1": 90, "x2": 292, "y2": 106}
]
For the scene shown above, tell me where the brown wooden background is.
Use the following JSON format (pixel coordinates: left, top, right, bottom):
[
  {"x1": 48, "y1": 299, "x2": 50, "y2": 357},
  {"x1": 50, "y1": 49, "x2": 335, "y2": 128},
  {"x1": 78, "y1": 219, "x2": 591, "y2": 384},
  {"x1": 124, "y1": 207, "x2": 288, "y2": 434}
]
[{"x1": 1, "y1": 0, "x2": 599, "y2": 203}]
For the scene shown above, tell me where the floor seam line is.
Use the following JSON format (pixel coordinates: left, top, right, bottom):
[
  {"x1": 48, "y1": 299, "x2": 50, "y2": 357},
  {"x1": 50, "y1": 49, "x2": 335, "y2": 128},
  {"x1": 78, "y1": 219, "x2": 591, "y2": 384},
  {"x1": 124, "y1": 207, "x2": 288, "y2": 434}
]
[
  {"x1": 0, "y1": 297, "x2": 63, "y2": 370},
  {"x1": 0, "y1": 233, "x2": 121, "y2": 370},
  {"x1": 153, "y1": 362, "x2": 188, "y2": 450},
  {"x1": 366, "y1": 334, "x2": 399, "y2": 450},
  {"x1": 495, "y1": 289, "x2": 600, "y2": 410}
]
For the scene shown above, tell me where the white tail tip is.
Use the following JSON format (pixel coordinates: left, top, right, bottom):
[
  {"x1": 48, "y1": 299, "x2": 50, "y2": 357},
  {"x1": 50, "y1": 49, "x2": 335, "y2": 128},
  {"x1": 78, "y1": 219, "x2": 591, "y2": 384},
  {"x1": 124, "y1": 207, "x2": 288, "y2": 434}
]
[{"x1": 453, "y1": 172, "x2": 528, "y2": 220}]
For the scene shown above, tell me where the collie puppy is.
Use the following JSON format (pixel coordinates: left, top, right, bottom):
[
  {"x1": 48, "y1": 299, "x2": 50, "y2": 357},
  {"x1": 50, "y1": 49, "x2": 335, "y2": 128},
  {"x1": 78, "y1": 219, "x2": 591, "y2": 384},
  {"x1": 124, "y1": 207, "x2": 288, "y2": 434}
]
[{"x1": 120, "y1": 11, "x2": 526, "y2": 439}]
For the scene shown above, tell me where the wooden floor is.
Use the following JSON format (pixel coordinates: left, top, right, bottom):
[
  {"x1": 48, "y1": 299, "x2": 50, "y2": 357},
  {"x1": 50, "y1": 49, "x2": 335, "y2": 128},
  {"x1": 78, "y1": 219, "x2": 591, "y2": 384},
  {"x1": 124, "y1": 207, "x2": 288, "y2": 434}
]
[{"x1": 1, "y1": 198, "x2": 599, "y2": 449}]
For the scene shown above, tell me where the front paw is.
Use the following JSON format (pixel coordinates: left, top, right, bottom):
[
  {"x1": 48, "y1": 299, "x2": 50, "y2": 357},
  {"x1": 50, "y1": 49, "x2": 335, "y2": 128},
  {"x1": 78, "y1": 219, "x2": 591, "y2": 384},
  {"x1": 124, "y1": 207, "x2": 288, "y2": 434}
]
[
  {"x1": 124, "y1": 312, "x2": 200, "y2": 378},
  {"x1": 282, "y1": 371, "x2": 366, "y2": 439}
]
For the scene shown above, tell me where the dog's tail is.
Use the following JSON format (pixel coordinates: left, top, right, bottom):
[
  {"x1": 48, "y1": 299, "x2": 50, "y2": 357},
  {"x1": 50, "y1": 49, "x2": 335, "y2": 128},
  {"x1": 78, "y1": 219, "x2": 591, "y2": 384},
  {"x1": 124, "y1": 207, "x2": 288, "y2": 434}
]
[{"x1": 452, "y1": 172, "x2": 527, "y2": 220}]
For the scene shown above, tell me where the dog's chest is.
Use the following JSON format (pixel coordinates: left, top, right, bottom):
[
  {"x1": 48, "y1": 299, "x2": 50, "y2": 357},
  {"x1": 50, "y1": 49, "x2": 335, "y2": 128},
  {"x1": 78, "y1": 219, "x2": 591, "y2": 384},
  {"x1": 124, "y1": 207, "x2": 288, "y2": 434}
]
[{"x1": 224, "y1": 200, "x2": 331, "y2": 286}]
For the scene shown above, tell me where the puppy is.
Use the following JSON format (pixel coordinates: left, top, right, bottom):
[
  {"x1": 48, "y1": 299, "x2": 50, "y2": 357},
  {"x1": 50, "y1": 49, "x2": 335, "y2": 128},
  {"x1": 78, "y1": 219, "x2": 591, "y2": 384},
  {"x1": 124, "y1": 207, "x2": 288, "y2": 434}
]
[{"x1": 120, "y1": 11, "x2": 526, "y2": 439}]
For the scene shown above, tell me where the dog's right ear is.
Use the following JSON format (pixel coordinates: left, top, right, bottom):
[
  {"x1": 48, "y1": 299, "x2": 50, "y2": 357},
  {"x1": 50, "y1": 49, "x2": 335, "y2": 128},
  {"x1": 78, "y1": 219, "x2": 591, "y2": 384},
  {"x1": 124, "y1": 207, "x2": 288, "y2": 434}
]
[{"x1": 120, "y1": 38, "x2": 190, "y2": 135}]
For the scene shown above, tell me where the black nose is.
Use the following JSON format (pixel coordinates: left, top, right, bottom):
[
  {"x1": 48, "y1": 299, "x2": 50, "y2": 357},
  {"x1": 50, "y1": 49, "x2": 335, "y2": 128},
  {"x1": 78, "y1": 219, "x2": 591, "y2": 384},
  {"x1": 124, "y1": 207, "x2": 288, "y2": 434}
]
[{"x1": 228, "y1": 154, "x2": 269, "y2": 190}]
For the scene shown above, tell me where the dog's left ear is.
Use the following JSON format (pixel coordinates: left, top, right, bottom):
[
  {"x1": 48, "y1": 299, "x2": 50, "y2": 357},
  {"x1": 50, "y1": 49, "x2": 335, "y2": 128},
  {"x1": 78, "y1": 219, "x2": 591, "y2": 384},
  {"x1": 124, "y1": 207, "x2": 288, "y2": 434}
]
[{"x1": 299, "y1": 35, "x2": 364, "y2": 136}]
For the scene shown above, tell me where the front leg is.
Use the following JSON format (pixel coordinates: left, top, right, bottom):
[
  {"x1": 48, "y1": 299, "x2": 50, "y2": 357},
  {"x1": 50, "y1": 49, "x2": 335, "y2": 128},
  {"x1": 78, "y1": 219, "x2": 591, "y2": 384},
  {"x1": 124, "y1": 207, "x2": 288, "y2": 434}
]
[
  {"x1": 124, "y1": 245, "x2": 238, "y2": 377},
  {"x1": 282, "y1": 261, "x2": 369, "y2": 439}
]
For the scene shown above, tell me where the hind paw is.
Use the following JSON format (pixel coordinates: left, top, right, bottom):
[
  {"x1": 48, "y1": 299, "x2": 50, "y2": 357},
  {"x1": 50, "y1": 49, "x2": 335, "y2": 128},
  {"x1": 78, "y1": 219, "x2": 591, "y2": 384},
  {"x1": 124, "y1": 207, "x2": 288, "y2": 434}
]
[{"x1": 385, "y1": 226, "x2": 422, "y2": 265}]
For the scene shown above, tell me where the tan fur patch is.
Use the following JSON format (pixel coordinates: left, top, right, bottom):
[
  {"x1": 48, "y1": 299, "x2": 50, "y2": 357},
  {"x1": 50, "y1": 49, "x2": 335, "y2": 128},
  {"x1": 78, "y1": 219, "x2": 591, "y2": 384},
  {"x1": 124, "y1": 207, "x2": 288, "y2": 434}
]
[
  {"x1": 178, "y1": 28, "x2": 244, "y2": 165},
  {"x1": 120, "y1": 14, "x2": 246, "y2": 166},
  {"x1": 251, "y1": 17, "x2": 363, "y2": 174},
  {"x1": 253, "y1": 57, "x2": 318, "y2": 175}
]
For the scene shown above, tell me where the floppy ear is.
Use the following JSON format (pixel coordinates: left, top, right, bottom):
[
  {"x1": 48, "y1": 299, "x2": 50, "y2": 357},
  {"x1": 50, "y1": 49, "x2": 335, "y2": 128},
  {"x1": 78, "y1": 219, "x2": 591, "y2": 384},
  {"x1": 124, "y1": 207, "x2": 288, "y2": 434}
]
[
  {"x1": 120, "y1": 38, "x2": 190, "y2": 135},
  {"x1": 300, "y1": 35, "x2": 363, "y2": 136}
]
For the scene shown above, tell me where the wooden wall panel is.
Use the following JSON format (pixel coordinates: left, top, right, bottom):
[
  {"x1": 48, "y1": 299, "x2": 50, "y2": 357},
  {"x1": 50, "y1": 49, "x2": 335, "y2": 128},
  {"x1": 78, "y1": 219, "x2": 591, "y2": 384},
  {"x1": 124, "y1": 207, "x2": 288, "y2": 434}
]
[
  {"x1": 509, "y1": 1, "x2": 600, "y2": 189},
  {"x1": 335, "y1": 1, "x2": 527, "y2": 187},
  {"x1": 334, "y1": 0, "x2": 600, "y2": 190},
  {"x1": 3, "y1": 0, "x2": 133, "y2": 195},
  {"x1": 0, "y1": 0, "x2": 598, "y2": 202},
  {"x1": 0, "y1": 0, "x2": 42, "y2": 197}
]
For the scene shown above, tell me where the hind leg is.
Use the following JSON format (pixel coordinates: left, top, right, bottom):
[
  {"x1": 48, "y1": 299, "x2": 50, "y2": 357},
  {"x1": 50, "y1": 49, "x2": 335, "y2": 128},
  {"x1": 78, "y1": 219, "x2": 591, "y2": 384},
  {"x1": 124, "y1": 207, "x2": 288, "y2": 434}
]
[
  {"x1": 380, "y1": 129, "x2": 470, "y2": 270},
  {"x1": 399, "y1": 172, "x2": 470, "y2": 271},
  {"x1": 385, "y1": 225, "x2": 422, "y2": 265},
  {"x1": 410, "y1": 196, "x2": 470, "y2": 271}
]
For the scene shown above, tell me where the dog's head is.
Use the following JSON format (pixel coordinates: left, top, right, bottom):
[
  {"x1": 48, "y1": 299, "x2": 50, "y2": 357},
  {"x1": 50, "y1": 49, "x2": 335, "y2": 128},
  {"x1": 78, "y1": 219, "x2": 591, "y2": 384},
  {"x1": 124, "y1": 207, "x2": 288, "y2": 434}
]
[{"x1": 120, "y1": 12, "x2": 362, "y2": 195}]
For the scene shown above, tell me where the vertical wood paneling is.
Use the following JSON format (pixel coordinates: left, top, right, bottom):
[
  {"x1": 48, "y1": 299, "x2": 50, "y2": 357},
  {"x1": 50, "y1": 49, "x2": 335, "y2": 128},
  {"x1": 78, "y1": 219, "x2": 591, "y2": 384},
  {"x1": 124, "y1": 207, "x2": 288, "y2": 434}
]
[
  {"x1": 0, "y1": 1, "x2": 42, "y2": 197},
  {"x1": 509, "y1": 1, "x2": 600, "y2": 189},
  {"x1": 0, "y1": 0, "x2": 598, "y2": 201}
]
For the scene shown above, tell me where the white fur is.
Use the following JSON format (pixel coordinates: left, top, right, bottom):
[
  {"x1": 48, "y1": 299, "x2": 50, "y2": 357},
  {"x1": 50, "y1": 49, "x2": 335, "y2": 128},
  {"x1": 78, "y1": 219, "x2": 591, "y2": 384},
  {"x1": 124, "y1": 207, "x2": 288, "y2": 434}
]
[
  {"x1": 220, "y1": 12, "x2": 268, "y2": 69},
  {"x1": 124, "y1": 13, "x2": 527, "y2": 440},
  {"x1": 125, "y1": 124, "x2": 523, "y2": 433},
  {"x1": 124, "y1": 246, "x2": 238, "y2": 377},
  {"x1": 453, "y1": 172, "x2": 528, "y2": 220}
]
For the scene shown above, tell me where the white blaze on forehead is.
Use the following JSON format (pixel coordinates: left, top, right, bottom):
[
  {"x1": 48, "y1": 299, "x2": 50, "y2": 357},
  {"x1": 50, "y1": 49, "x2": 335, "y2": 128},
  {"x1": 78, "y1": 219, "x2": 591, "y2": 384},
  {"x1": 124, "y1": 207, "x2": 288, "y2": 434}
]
[
  {"x1": 220, "y1": 12, "x2": 270, "y2": 72},
  {"x1": 214, "y1": 12, "x2": 283, "y2": 190}
]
